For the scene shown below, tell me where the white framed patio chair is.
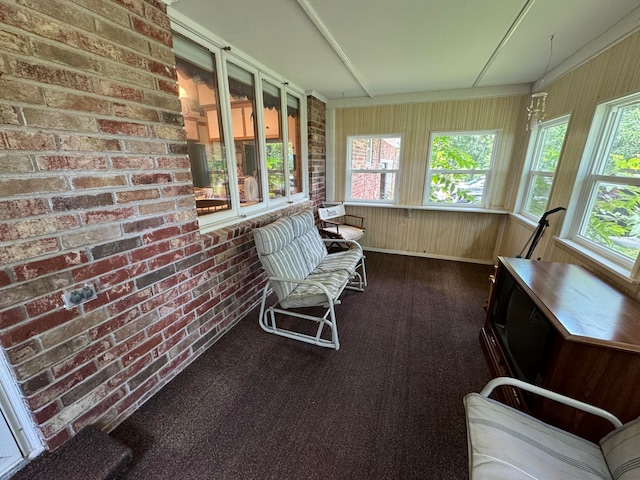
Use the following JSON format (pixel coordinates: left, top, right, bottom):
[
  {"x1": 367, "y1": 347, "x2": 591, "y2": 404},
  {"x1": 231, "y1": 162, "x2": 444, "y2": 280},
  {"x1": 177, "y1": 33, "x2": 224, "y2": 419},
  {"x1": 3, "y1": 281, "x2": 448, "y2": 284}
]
[
  {"x1": 464, "y1": 377, "x2": 640, "y2": 479},
  {"x1": 318, "y1": 204, "x2": 365, "y2": 243}
]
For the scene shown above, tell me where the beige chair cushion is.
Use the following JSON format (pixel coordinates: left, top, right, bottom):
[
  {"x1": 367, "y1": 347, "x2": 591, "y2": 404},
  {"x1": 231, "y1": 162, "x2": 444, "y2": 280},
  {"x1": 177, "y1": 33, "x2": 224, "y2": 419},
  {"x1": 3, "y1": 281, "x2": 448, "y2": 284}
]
[
  {"x1": 600, "y1": 415, "x2": 640, "y2": 479},
  {"x1": 464, "y1": 393, "x2": 611, "y2": 480}
]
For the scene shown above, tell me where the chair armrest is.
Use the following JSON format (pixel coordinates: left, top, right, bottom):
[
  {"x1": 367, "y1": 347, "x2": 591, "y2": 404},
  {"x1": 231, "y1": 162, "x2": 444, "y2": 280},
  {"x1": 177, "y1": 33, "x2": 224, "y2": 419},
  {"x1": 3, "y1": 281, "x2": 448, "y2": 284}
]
[
  {"x1": 480, "y1": 377, "x2": 622, "y2": 428},
  {"x1": 343, "y1": 214, "x2": 365, "y2": 229},
  {"x1": 268, "y1": 276, "x2": 335, "y2": 301}
]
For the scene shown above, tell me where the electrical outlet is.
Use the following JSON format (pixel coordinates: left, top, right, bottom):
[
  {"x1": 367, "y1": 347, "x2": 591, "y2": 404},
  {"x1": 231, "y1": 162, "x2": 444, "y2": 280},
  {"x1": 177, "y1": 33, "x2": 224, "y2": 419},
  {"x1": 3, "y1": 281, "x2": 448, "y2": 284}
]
[{"x1": 62, "y1": 284, "x2": 96, "y2": 309}]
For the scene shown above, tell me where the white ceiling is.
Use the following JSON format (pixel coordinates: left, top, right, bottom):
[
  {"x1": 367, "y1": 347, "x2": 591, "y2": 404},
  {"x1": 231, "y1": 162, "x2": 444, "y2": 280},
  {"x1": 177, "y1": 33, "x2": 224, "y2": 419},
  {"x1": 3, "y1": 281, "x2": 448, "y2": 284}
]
[{"x1": 166, "y1": 0, "x2": 640, "y2": 102}]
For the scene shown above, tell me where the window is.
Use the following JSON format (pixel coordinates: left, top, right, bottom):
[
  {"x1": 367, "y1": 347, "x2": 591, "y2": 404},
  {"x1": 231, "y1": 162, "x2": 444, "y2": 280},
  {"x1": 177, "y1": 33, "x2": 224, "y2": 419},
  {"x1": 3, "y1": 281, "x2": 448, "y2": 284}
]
[
  {"x1": 517, "y1": 115, "x2": 569, "y2": 220},
  {"x1": 565, "y1": 93, "x2": 640, "y2": 272},
  {"x1": 424, "y1": 131, "x2": 498, "y2": 206},
  {"x1": 173, "y1": 34, "x2": 307, "y2": 226},
  {"x1": 346, "y1": 136, "x2": 401, "y2": 203}
]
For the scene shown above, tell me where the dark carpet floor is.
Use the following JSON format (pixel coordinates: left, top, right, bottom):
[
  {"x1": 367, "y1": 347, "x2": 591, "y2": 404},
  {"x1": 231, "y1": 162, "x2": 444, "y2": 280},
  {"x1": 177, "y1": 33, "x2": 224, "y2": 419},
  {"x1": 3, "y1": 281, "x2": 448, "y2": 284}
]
[{"x1": 112, "y1": 252, "x2": 493, "y2": 480}]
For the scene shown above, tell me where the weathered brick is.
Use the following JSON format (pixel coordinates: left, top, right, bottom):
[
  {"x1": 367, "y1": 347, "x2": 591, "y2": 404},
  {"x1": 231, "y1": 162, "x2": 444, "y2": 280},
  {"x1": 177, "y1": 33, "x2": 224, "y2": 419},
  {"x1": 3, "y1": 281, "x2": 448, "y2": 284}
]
[
  {"x1": 168, "y1": 142, "x2": 187, "y2": 155},
  {"x1": 13, "y1": 250, "x2": 88, "y2": 282},
  {"x1": 157, "y1": 78, "x2": 177, "y2": 95},
  {"x1": 81, "y1": 207, "x2": 135, "y2": 225},
  {"x1": 122, "y1": 217, "x2": 164, "y2": 234},
  {"x1": 40, "y1": 309, "x2": 108, "y2": 350},
  {"x1": 71, "y1": 386, "x2": 126, "y2": 432},
  {"x1": 95, "y1": 19, "x2": 149, "y2": 54},
  {"x1": 52, "y1": 193, "x2": 113, "y2": 212},
  {"x1": 27, "y1": 362, "x2": 98, "y2": 411},
  {"x1": 98, "y1": 119, "x2": 148, "y2": 137},
  {"x1": 10, "y1": 58, "x2": 92, "y2": 91},
  {"x1": 0, "y1": 29, "x2": 29, "y2": 53},
  {"x1": 0, "y1": 198, "x2": 48, "y2": 220},
  {"x1": 43, "y1": 89, "x2": 111, "y2": 114},
  {"x1": 92, "y1": 79, "x2": 143, "y2": 102},
  {"x1": 114, "y1": 371, "x2": 157, "y2": 414},
  {"x1": 107, "y1": 288, "x2": 153, "y2": 315},
  {"x1": 121, "y1": 333, "x2": 162, "y2": 367},
  {"x1": 0, "y1": 104, "x2": 20, "y2": 125},
  {"x1": 24, "y1": 109, "x2": 98, "y2": 133},
  {"x1": 51, "y1": 338, "x2": 111, "y2": 378},
  {"x1": 112, "y1": 104, "x2": 159, "y2": 122},
  {"x1": 0, "y1": 130, "x2": 57, "y2": 150},
  {"x1": 58, "y1": 135, "x2": 121, "y2": 152},
  {"x1": 72, "y1": 175, "x2": 127, "y2": 190},
  {"x1": 143, "y1": 91, "x2": 179, "y2": 111},
  {"x1": 21, "y1": 371, "x2": 52, "y2": 396},
  {"x1": 0, "y1": 238, "x2": 60, "y2": 271},
  {"x1": 60, "y1": 361, "x2": 120, "y2": 406},
  {"x1": 16, "y1": 0, "x2": 95, "y2": 32},
  {"x1": 127, "y1": 354, "x2": 167, "y2": 390},
  {"x1": 14, "y1": 334, "x2": 89, "y2": 380},
  {"x1": 31, "y1": 40, "x2": 102, "y2": 73},
  {"x1": 91, "y1": 236, "x2": 141, "y2": 260},
  {"x1": 68, "y1": 0, "x2": 130, "y2": 27},
  {"x1": 123, "y1": 139, "x2": 167, "y2": 154},
  {"x1": 99, "y1": 262, "x2": 147, "y2": 289},
  {"x1": 0, "y1": 269, "x2": 10, "y2": 288},
  {"x1": 88, "y1": 308, "x2": 139, "y2": 342},
  {"x1": 151, "y1": 124, "x2": 185, "y2": 141},
  {"x1": 0, "y1": 154, "x2": 35, "y2": 174},
  {"x1": 148, "y1": 42, "x2": 175, "y2": 66},
  {"x1": 72, "y1": 254, "x2": 129, "y2": 283},
  {"x1": 0, "y1": 215, "x2": 79, "y2": 241},
  {"x1": 32, "y1": 401, "x2": 60, "y2": 425},
  {"x1": 111, "y1": 155, "x2": 154, "y2": 170},
  {"x1": 156, "y1": 156, "x2": 189, "y2": 169},
  {"x1": 137, "y1": 199, "x2": 175, "y2": 215},
  {"x1": 45, "y1": 427, "x2": 70, "y2": 450},
  {"x1": 131, "y1": 173, "x2": 172, "y2": 185},
  {"x1": 60, "y1": 225, "x2": 121, "y2": 250},
  {"x1": 115, "y1": 188, "x2": 161, "y2": 203},
  {"x1": 131, "y1": 16, "x2": 171, "y2": 46}
]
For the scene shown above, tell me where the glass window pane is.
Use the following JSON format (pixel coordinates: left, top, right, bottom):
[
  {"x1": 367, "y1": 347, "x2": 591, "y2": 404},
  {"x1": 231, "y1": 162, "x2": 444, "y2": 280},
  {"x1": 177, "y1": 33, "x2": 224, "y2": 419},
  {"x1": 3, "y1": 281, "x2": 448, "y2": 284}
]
[
  {"x1": 534, "y1": 123, "x2": 567, "y2": 172},
  {"x1": 602, "y1": 104, "x2": 640, "y2": 178},
  {"x1": 431, "y1": 134, "x2": 495, "y2": 171},
  {"x1": 580, "y1": 182, "x2": 640, "y2": 260},
  {"x1": 263, "y1": 81, "x2": 284, "y2": 199},
  {"x1": 350, "y1": 137, "x2": 401, "y2": 171},
  {"x1": 429, "y1": 173, "x2": 485, "y2": 204},
  {"x1": 351, "y1": 172, "x2": 396, "y2": 201},
  {"x1": 227, "y1": 62, "x2": 262, "y2": 205},
  {"x1": 175, "y1": 54, "x2": 231, "y2": 216},
  {"x1": 287, "y1": 93, "x2": 302, "y2": 195},
  {"x1": 524, "y1": 175, "x2": 553, "y2": 217}
]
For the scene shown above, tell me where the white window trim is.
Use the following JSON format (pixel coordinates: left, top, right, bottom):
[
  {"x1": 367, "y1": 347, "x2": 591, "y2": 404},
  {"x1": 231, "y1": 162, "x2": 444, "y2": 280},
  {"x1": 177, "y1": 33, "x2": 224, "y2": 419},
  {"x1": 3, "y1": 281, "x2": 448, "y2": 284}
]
[
  {"x1": 423, "y1": 129, "x2": 499, "y2": 208},
  {"x1": 561, "y1": 92, "x2": 640, "y2": 278},
  {"x1": 345, "y1": 134, "x2": 402, "y2": 204},
  {"x1": 515, "y1": 114, "x2": 570, "y2": 222},
  {"x1": 170, "y1": 17, "x2": 309, "y2": 233}
]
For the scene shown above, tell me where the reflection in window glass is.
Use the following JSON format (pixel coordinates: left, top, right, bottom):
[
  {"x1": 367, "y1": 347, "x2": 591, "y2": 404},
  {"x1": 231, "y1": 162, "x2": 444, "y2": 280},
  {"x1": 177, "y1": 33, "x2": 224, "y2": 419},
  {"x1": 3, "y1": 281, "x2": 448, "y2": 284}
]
[
  {"x1": 262, "y1": 81, "x2": 284, "y2": 199},
  {"x1": 227, "y1": 62, "x2": 262, "y2": 206},
  {"x1": 347, "y1": 136, "x2": 401, "y2": 202},
  {"x1": 287, "y1": 94, "x2": 302, "y2": 195},
  {"x1": 175, "y1": 44, "x2": 230, "y2": 216},
  {"x1": 426, "y1": 132, "x2": 497, "y2": 205}
]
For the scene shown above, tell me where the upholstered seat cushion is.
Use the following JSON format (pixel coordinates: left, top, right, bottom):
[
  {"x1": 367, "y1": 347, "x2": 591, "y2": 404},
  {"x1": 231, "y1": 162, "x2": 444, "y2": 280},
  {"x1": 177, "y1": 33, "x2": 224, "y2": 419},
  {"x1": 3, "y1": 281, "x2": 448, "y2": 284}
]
[
  {"x1": 600, "y1": 415, "x2": 640, "y2": 479},
  {"x1": 464, "y1": 393, "x2": 611, "y2": 480},
  {"x1": 321, "y1": 224, "x2": 364, "y2": 241},
  {"x1": 313, "y1": 249, "x2": 362, "y2": 275},
  {"x1": 279, "y1": 270, "x2": 350, "y2": 309}
]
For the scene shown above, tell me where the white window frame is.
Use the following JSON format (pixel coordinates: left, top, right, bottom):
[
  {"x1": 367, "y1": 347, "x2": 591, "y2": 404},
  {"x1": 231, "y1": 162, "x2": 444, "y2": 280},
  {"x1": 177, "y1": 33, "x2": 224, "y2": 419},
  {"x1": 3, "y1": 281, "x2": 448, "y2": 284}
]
[
  {"x1": 345, "y1": 135, "x2": 402, "y2": 204},
  {"x1": 562, "y1": 92, "x2": 640, "y2": 279},
  {"x1": 423, "y1": 130, "x2": 499, "y2": 208},
  {"x1": 171, "y1": 21, "x2": 309, "y2": 232},
  {"x1": 516, "y1": 114, "x2": 570, "y2": 222}
]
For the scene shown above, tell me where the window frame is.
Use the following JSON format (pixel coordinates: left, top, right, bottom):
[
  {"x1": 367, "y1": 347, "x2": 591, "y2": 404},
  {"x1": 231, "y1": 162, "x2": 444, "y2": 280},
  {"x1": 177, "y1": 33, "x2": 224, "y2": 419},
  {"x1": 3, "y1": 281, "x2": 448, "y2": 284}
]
[
  {"x1": 345, "y1": 134, "x2": 403, "y2": 204},
  {"x1": 423, "y1": 130, "x2": 499, "y2": 208},
  {"x1": 562, "y1": 92, "x2": 640, "y2": 277},
  {"x1": 172, "y1": 27, "x2": 309, "y2": 231},
  {"x1": 516, "y1": 114, "x2": 570, "y2": 222}
]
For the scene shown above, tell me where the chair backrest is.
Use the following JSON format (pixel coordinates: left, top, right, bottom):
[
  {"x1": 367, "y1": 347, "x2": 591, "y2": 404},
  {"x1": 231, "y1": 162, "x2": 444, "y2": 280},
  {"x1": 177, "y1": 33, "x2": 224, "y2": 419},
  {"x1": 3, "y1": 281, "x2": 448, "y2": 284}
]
[{"x1": 318, "y1": 204, "x2": 345, "y2": 221}]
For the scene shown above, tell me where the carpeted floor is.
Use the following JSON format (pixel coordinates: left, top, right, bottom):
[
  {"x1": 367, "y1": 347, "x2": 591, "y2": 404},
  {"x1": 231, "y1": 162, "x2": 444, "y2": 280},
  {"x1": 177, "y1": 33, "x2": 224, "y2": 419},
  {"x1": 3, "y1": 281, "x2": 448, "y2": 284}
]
[{"x1": 112, "y1": 252, "x2": 493, "y2": 480}]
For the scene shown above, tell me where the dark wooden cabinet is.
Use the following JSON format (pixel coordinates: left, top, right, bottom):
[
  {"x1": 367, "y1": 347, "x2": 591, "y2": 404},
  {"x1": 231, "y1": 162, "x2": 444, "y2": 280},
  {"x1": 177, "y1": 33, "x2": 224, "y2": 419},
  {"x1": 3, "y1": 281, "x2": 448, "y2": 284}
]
[{"x1": 480, "y1": 257, "x2": 640, "y2": 442}]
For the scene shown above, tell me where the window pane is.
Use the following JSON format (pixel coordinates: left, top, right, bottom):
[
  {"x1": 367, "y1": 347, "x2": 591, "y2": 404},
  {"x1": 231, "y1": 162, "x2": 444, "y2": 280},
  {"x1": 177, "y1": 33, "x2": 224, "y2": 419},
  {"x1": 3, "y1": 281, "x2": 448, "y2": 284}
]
[
  {"x1": 227, "y1": 63, "x2": 262, "y2": 205},
  {"x1": 431, "y1": 134, "x2": 495, "y2": 171},
  {"x1": 351, "y1": 172, "x2": 396, "y2": 200},
  {"x1": 175, "y1": 54, "x2": 231, "y2": 216},
  {"x1": 287, "y1": 93, "x2": 302, "y2": 195},
  {"x1": 602, "y1": 104, "x2": 640, "y2": 178},
  {"x1": 429, "y1": 173, "x2": 485, "y2": 204},
  {"x1": 581, "y1": 182, "x2": 640, "y2": 260},
  {"x1": 262, "y1": 81, "x2": 284, "y2": 199},
  {"x1": 525, "y1": 175, "x2": 553, "y2": 217},
  {"x1": 350, "y1": 137, "x2": 401, "y2": 171},
  {"x1": 534, "y1": 123, "x2": 567, "y2": 172}
]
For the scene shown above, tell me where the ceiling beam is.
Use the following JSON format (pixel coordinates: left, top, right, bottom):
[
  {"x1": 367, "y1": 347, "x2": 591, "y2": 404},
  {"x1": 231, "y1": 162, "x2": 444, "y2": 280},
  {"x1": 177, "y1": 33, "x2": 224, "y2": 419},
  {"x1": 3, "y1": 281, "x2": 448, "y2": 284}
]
[
  {"x1": 296, "y1": 0, "x2": 373, "y2": 98},
  {"x1": 473, "y1": 0, "x2": 536, "y2": 88}
]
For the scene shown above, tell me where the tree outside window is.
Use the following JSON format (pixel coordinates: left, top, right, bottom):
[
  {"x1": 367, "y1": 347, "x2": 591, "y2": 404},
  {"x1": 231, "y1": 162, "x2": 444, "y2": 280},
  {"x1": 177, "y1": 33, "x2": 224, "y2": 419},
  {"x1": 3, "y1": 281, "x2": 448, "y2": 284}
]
[{"x1": 425, "y1": 131, "x2": 498, "y2": 206}]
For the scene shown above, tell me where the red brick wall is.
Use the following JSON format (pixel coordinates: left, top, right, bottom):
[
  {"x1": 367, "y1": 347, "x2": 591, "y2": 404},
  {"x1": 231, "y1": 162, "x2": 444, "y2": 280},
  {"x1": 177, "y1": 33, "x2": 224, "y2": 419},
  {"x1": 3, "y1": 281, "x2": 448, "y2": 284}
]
[
  {"x1": 307, "y1": 96, "x2": 326, "y2": 209},
  {"x1": 0, "y1": 0, "x2": 324, "y2": 450}
]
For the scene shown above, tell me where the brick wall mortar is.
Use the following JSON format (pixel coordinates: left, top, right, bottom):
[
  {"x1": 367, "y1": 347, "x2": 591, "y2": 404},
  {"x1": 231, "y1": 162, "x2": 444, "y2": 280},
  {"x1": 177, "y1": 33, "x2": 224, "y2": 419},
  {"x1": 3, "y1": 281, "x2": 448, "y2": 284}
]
[{"x1": 0, "y1": 0, "x2": 326, "y2": 452}]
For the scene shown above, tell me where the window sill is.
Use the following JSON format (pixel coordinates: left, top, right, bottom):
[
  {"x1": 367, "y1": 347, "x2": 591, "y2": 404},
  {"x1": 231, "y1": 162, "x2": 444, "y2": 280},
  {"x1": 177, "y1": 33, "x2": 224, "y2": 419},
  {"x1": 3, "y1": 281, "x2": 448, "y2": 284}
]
[
  {"x1": 343, "y1": 202, "x2": 509, "y2": 214},
  {"x1": 553, "y1": 237, "x2": 639, "y2": 285}
]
